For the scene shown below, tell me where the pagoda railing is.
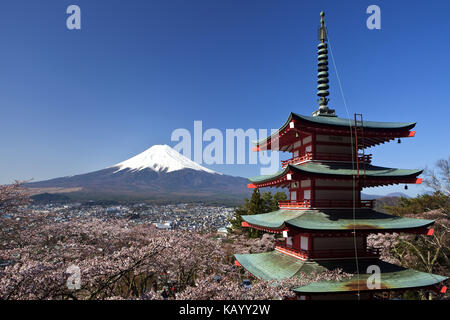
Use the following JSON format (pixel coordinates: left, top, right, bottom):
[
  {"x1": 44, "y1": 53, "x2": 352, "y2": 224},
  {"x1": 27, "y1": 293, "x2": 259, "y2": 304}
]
[
  {"x1": 281, "y1": 153, "x2": 313, "y2": 167},
  {"x1": 281, "y1": 152, "x2": 372, "y2": 168},
  {"x1": 275, "y1": 242, "x2": 381, "y2": 259},
  {"x1": 278, "y1": 199, "x2": 374, "y2": 209}
]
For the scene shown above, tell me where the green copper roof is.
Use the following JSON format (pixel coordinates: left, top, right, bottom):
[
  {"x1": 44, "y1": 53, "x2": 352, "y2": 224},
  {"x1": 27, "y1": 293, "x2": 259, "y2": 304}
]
[
  {"x1": 292, "y1": 113, "x2": 416, "y2": 130},
  {"x1": 235, "y1": 251, "x2": 306, "y2": 280},
  {"x1": 248, "y1": 166, "x2": 290, "y2": 184},
  {"x1": 248, "y1": 162, "x2": 423, "y2": 184},
  {"x1": 293, "y1": 260, "x2": 448, "y2": 294},
  {"x1": 294, "y1": 268, "x2": 448, "y2": 293},
  {"x1": 255, "y1": 113, "x2": 416, "y2": 146},
  {"x1": 242, "y1": 209, "x2": 434, "y2": 231},
  {"x1": 234, "y1": 251, "x2": 448, "y2": 293}
]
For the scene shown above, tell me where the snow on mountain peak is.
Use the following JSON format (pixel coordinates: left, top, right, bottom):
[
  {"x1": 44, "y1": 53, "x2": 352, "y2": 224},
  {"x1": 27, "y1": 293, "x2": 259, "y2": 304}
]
[{"x1": 112, "y1": 144, "x2": 220, "y2": 174}]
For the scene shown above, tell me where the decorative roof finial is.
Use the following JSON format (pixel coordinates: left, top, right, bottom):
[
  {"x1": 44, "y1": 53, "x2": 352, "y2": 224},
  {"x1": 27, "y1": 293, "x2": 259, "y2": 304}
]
[
  {"x1": 319, "y1": 11, "x2": 326, "y2": 42},
  {"x1": 313, "y1": 11, "x2": 336, "y2": 117}
]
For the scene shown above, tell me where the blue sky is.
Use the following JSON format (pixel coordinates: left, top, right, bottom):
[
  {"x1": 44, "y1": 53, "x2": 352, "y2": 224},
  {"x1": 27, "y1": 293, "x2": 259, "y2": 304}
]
[{"x1": 0, "y1": 0, "x2": 449, "y2": 196}]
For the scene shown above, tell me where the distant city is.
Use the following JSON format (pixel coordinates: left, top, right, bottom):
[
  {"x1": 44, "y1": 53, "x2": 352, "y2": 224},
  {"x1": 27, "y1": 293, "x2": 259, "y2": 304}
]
[{"x1": 20, "y1": 202, "x2": 234, "y2": 233}]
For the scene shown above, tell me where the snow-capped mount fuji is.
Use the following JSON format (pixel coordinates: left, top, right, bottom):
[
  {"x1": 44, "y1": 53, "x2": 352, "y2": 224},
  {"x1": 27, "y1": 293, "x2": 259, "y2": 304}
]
[
  {"x1": 27, "y1": 145, "x2": 249, "y2": 204},
  {"x1": 113, "y1": 144, "x2": 220, "y2": 175}
]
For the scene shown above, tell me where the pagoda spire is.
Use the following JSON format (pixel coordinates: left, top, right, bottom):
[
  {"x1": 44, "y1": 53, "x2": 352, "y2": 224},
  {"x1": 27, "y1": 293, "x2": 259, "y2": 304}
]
[{"x1": 312, "y1": 11, "x2": 336, "y2": 117}]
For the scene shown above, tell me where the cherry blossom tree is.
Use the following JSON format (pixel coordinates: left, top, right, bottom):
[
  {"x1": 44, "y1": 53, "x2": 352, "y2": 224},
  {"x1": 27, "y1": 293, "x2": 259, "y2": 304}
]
[
  {"x1": 0, "y1": 182, "x2": 352, "y2": 300},
  {"x1": 0, "y1": 181, "x2": 30, "y2": 216},
  {"x1": 0, "y1": 212, "x2": 350, "y2": 300}
]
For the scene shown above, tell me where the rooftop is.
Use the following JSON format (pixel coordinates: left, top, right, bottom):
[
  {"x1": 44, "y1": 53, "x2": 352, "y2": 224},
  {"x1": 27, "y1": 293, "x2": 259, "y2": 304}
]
[
  {"x1": 254, "y1": 113, "x2": 416, "y2": 150},
  {"x1": 249, "y1": 162, "x2": 423, "y2": 185},
  {"x1": 241, "y1": 208, "x2": 434, "y2": 232},
  {"x1": 234, "y1": 251, "x2": 447, "y2": 293}
]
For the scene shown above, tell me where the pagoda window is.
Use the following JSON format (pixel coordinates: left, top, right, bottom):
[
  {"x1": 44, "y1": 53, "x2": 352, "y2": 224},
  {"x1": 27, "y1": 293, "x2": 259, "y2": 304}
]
[
  {"x1": 293, "y1": 141, "x2": 301, "y2": 149},
  {"x1": 305, "y1": 145, "x2": 312, "y2": 153},
  {"x1": 303, "y1": 190, "x2": 311, "y2": 200},
  {"x1": 300, "y1": 236, "x2": 309, "y2": 251},
  {"x1": 290, "y1": 191, "x2": 297, "y2": 201},
  {"x1": 293, "y1": 150, "x2": 299, "y2": 158}
]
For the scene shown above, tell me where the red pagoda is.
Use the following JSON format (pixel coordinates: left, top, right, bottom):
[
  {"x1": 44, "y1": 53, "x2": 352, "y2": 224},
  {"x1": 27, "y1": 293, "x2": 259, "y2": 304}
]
[{"x1": 234, "y1": 12, "x2": 448, "y2": 299}]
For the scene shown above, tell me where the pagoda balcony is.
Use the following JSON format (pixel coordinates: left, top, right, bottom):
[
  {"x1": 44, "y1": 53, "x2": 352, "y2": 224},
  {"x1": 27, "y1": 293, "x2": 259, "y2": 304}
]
[
  {"x1": 281, "y1": 152, "x2": 372, "y2": 168},
  {"x1": 278, "y1": 199, "x2": 375, "y2": 209},
  {"x1": 274, "y1": 242, "x2": 381, "y2": 260}
]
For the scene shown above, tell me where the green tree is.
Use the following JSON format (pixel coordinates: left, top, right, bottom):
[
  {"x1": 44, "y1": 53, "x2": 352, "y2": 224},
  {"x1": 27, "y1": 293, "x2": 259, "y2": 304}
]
[
  {"x1": 248, "y1": 188, "x2": 263, "y2": 215},
  {"x1": 385, "y1": 191, "x2": 450, "y2": 216},
  {"x1": 227, "y1": 199, "x2": 248, "y2": 234},
  {"x1": 273, "y1": 191, "x2": 288, "y2": 209},
  {"x1": 228, "y1": 189, "x2": 287, "y2": 238}
]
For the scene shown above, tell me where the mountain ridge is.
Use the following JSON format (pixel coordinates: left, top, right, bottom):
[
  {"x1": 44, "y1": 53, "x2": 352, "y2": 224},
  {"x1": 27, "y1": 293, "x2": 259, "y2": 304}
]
[{"x1": 26, "y1": 145, "x2": 250, "y2": 204}]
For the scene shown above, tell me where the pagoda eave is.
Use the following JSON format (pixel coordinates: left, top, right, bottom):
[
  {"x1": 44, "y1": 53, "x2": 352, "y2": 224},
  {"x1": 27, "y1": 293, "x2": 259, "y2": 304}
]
[
  {"x1": 241, "y1": 209, "x2": 435, "y2": 233},
  {"x1": 234, "y1": 251, "x2": 448, "y2": 295},
  {"x1": 248, "y1": 163, "x2": 423, "y2": 189},
  {"x1": 241, "y1": 222, "x2": 433, "y2": 236},
  {"x1": 254, "y1": 113, "x2": 416, "y2": 151},
  {"x1": 241, "y1": 221, "x2": 288, "y2": 234},
  {"x1": 249, "y1": 176, "x2": 422, "y2": 189}
]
